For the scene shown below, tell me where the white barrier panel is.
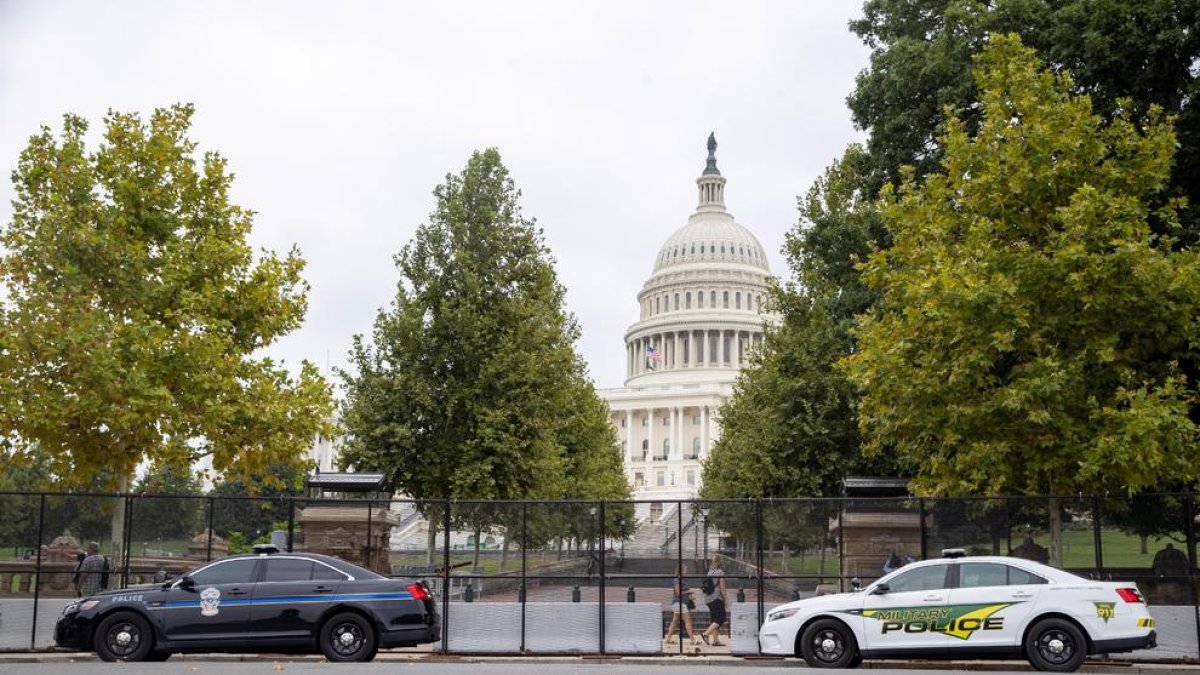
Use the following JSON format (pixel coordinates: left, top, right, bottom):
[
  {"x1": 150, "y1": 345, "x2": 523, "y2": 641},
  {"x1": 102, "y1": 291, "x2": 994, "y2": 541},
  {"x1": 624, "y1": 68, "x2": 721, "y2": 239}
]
[
  {"x1": 1132, "y1": 606, "x2": 1198, "y2": 661},
  {"x1": 729, "y1": 601, "x2": 777, "y2": 655},
  {"x1": 445, "y1": 602, "x2": 523, "y2": 653},
  {"x1": 445, "y1": 602, "x2": 663, "y2": 654},
  {"x1": 0, "y1": 598, "x2": 74, "y2": 650}
]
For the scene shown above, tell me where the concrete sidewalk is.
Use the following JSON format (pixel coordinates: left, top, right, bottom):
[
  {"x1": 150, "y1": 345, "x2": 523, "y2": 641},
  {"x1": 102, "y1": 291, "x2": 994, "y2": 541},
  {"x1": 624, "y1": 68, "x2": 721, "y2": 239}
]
[{"x1": 1, "y1": 652, "x2": 1199, "y2": 673}]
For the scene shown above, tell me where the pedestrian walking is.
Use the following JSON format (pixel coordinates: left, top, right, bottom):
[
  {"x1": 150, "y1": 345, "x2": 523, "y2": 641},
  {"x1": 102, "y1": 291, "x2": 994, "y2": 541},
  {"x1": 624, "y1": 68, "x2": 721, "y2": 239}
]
[
  {"x1": 700, "y1": 560, "x2": 727, "y2": 646},
  {"x1": 75, "y1": 542, "x2": 109, "y2": 597}
]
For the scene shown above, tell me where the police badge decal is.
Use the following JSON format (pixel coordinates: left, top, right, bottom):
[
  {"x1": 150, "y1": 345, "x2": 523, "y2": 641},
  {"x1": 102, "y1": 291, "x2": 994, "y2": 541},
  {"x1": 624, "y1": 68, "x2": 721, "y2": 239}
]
[{"x1": 200, "y1": 587, "x2": 221, "y2": 616}]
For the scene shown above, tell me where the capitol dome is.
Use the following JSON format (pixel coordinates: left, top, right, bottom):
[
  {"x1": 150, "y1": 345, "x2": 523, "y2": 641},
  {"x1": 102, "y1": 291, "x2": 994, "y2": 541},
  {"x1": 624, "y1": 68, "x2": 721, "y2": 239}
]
[{"x1": 622, "y1": 135, "x2": 775, "y2": 386}]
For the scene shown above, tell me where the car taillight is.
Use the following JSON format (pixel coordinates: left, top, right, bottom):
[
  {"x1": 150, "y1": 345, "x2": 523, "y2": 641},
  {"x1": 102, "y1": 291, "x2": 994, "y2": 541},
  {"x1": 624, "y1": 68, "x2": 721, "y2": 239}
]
[
  {"x1": 1116, "y1": 588, "x2": 1144, "y2": 603},
  {"x1": 407, "y1": 583, "x2": 430, "y2": 601}
]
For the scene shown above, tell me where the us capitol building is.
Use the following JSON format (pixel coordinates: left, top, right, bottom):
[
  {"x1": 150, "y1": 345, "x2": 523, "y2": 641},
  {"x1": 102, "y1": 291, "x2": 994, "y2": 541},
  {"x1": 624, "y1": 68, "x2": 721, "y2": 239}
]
[{"x1": 599, "y1": 135, "x2": 776, "y2": 517}]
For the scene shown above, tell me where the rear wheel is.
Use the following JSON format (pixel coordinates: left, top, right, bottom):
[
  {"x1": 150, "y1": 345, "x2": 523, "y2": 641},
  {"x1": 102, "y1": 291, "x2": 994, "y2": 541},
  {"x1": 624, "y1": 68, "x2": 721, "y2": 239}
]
[
  {"x1": 1025, "y1": 618, "x2": 1087, "y2": 672},
  {"x1": 93, "y1": 612, "x2": 154, "y2": 662},
  {"x1": 799, "y1": 618, "x2": 860, "y2": 669},
  {"x1": 319, "y1": 612, "x2": 377, "y2": 663}
]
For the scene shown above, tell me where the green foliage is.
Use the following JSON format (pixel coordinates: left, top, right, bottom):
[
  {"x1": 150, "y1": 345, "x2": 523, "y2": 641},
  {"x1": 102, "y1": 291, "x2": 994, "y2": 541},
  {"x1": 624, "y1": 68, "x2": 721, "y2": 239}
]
[
  {"x1": 848, "y1": 0, "x2": 1200, "y2": 240},
  {"x1": 129, "y1": 465, "x2": 204, "y2": 542},
  {"x1": 845, "y1": 35, "x2": 1200, "y2": 497},
  {"x1": 0, "y1": 104, "x2": 334, "y2": 490},
  {"x1": 339, "y1": 148, "x2": 627, "y2": 521},
  {"x1": 702, "y1": 151, "x2": 907, "y2": 500},
  {"x1": 226, "y1": 531, "x2": 251, "y2": 555},
  {"x1": 208, "y1": 463, "x2": 302, "y2": 540}
]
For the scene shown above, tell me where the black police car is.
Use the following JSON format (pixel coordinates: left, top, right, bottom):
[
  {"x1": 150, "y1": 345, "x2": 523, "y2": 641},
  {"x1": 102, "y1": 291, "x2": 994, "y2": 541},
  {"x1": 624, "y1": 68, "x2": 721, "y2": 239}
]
[{"x1": 55, "y1": 545, "x2": 439, "y2": 662}]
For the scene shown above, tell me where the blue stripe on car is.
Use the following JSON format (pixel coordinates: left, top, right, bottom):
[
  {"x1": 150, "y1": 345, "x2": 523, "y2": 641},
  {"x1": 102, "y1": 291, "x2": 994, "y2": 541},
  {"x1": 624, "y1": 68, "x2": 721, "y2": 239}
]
[{"x1": 155, "y1": 592, "x2": 413, "y2": 609}]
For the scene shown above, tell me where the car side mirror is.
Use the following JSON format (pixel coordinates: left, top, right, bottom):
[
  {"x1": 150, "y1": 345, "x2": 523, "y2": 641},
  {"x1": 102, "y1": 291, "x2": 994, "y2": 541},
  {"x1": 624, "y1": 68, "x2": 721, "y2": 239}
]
[
  {"x1": 178, "y1": 575, "x2": 196, "y2": 591},
  {"x1": 871, "y1": 583, "x2": 890, "y2": 595}
]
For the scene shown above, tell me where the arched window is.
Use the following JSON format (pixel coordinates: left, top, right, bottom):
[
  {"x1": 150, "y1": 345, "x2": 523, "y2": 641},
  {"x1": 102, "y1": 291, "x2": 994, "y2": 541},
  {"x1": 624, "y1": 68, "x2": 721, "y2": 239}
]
[
  {"x1": 692, "y1": 437, "x2": 701, "y2": 456},
  {"x1": 655, "y1": 297, "x2": 660, "y2": 314},
  {"x1": 710, "y1": 291, "x2": 716, "y2": 307},
  {"x1": 747, "y1": 294, "x2": 753, "y2": 311},
  {"x1": 735, "y1": 292, "x2": 741, "y2": 309},
  {"x1": 641, "y1": 439, "x2": 649, "y2": 450},
  {"x1": 690, "y1": 244, "x2": 695, "y2": 255},
  {"x1": 685, "y1": 292, "x2": 692, "y2": 309},
  {"x1": 700, "y1": 244, "x2": 705, "y2": 254},
  {"x1": 698, "y1": 292, "x2": 704, "y2": 308},
  {"x1": 663, "y1": 439, "x2": 671, "y2": 454},
  {"x1": 721, "y1": 243, "x2": 726, "y2": 253},
  {"x1": 674, "y1": 293, "x2": 679, "y2": 310},
  {"x1": 723, "y1": 291, "x2": 729, "y2": 308}
]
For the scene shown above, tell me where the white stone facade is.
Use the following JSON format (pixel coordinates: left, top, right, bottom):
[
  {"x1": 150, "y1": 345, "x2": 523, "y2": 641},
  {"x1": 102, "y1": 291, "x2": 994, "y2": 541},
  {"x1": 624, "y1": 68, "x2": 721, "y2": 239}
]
[{"x1": 600, "y1": 139, "x2": 776, "y2": 514}]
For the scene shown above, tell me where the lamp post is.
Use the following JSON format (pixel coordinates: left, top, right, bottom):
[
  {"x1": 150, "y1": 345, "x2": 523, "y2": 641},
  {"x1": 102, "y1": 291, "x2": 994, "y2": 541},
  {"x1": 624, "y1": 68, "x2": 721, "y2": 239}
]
[{"x1": 700, "y1": 506, "x2": 710, "y2": 565}]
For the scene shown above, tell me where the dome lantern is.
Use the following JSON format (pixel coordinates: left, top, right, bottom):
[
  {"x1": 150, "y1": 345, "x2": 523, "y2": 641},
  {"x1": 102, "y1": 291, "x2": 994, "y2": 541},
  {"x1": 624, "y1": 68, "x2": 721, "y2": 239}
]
[{"x1": 696, "y1": 132, "x2": 726, "y2": 213}]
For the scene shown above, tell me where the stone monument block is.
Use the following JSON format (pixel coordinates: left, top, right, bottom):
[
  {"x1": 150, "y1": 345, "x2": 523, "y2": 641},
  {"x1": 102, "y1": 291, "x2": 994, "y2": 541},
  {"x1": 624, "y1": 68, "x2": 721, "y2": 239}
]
[{"x1": 297, "y1": 504, "x2": 397, "y2": 574}]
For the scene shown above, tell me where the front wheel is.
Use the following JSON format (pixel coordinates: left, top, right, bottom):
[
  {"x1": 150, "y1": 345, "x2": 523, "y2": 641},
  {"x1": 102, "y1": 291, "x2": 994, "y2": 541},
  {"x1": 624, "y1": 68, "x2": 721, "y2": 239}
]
[
  {"x1": 1025, "y1": 618, "x2": 1087, "y2": 672},
  {"x1": 93, "y1": 612, "x2": 155, "y2": 662},
  {"x1": 319, "y1": 612, "x2": 378, "y2": 662},
  {"x1": 800, "y1": 618, "x2": 860, "y2": 668}
]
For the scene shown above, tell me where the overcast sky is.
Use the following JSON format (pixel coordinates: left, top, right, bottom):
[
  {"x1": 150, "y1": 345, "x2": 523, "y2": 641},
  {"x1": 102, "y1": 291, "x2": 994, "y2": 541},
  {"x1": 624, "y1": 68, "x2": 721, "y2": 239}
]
[{"x1": 0, "y1": 1, "x2": 870, "y2": 391}]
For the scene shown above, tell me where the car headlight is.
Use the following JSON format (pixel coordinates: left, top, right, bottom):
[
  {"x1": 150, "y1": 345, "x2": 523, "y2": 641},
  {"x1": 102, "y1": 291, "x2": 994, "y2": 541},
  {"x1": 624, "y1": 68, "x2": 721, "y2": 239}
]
[
  {"x1": 767, "y1": 608, "x2": 800, "y2": 623},
  {"x1": 64, "y1": 600, "x2": 99, "y2": 614}
]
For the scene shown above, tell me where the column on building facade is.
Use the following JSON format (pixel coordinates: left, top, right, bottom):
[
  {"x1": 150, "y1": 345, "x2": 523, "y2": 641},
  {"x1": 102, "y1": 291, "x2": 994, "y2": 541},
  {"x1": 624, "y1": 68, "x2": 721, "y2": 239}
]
[
  {"x1": 672, "y1": 407, "x2": 680, "y2": 459},
  {"x1": 673, "y1": 332, "x2": 681, "y2": 370},
  {"x1": 647, "y1": 406, "x2": 655, "y2": 460},
  {"x1": 625, "y1": 410, "x2": 633, "y2": 462},
  {"x1": 701, "y1": 405, "x2": 709, "y2": 455},
  {"x1": 738, "y1": 332, "x2": 746, "y2": 366}
]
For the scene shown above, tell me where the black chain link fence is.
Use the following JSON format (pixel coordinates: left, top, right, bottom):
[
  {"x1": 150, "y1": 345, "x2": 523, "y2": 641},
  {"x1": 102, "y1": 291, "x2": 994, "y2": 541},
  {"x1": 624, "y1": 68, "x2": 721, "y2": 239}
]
[{"x1": 1, "y1": 492, "x2": 1198, "y2": 657}]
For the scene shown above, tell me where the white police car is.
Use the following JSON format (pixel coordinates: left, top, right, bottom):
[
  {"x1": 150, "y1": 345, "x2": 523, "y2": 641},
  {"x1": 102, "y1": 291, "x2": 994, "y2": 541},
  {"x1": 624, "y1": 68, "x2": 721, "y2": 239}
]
[{"x1": 758, "y1": 549, "x2": 1156, "y2": 672}]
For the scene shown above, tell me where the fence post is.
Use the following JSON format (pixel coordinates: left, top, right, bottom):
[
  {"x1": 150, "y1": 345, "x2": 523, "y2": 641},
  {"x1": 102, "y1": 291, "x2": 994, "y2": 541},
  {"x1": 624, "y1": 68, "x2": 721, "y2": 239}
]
[
  {"x1": 441, "y1": 500, "x2": 451, "y2": 654},
  {"x1": 1092, "y1": 495, "x2": 1104, "y2": 579},
  {"x1": 366, "y1": 498, "x2": 374, "y2": 572},
  {"x1": 837, "y1": 498, "x2": 846, "y2": 593},
  {"x1": 30, "y1": 493, "x2": 46, "y2": 651},
  {"x1": 599, "y1": 500, "x2": 606, "y2": 655},
  {"x1": 1187, "y1": 495, "x2": 1200, "y2": 660},
  {"x1": 918, "y1": 498, "x2": 927, "y2": 561},
  {"x1": 122, "y1": 494, "x2": 134, "y2": 589},
  {"x1": 287, "y1": 497, "x2": 296, "y2": 553},
  {"x1": 756, "y1": 498, "x2": 764, "y2": 653},
  {"x1": 677, "y1": 499, "x2": 684, "y2": 655},
  {"x1": 206, "y1": 496, "x2": 215, "y2": 561},
  {"x1": 520, "y1": 501, "x2": 527, "y2": 654}
]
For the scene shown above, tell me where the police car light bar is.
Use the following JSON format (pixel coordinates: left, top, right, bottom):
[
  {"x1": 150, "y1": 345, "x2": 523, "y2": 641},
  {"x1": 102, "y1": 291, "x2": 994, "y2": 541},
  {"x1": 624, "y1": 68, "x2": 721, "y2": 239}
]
[{"x1": 941, "y1": 548, "x2": 967, "y2": 558}]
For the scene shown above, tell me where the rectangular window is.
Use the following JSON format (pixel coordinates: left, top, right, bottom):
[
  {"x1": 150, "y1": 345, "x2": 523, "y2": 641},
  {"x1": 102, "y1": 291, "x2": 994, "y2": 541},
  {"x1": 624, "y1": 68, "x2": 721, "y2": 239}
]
[
  {"x1": 656, "y1": 472, "x2": 665, "y2": 486},
  {"x1": 693, "y1": 415, "x2": 701, "y2": 424},
  {"x1": 687, "y1": 471, "x2": 695, "y2": 486}
]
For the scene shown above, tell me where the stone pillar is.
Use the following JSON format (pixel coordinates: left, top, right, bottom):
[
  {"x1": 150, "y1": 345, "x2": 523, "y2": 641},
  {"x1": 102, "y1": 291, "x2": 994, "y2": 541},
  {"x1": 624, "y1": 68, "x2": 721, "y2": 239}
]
[
  {"x1": 701, "y1": 405, "x2": 709, "y2": 455},
  {"x1": 624, "y1": 410, "x2": 633, "y2": 461},
  {"x1": 647, "y1": 407, "x2": 655, "y2": 460},
  {"x1": 673, "y1": 332, "x2": 681, "y2": 369},
  {"x1": 672, "y1": 407, "x2": 681, "y2": 459}
]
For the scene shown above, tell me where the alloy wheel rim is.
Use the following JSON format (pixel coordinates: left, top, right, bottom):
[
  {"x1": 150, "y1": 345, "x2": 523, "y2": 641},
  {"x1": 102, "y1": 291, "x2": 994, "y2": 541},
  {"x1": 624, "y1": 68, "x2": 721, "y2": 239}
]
[
  {"x1": 813, "y1": 629, "x2": 845, "y2": 662},
  {"x1": 107, "y1": 622, "x2": 140, "y2": 657},
  {"x1": 1037, "y1": 629, "x2": 1074, "y2": 663},
  {"x1": 331, "y1": 623, "x2": 364, "y2": 656}
]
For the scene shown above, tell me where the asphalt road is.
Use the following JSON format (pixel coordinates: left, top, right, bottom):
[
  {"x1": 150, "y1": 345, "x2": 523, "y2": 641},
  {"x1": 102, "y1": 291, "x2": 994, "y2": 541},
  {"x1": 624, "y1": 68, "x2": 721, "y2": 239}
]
[{"x1": 0, "y1": 665, "x2": 1039, "y2": 675}]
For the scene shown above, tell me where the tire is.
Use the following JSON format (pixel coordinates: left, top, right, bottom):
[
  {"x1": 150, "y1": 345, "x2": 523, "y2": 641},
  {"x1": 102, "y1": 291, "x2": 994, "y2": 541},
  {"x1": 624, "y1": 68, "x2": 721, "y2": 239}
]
[
  {"x1": 800, "y1": 618, "x2": 860, "y2": 669},
  {"x1": 1025, "y1": 618, "x2": 1087, "y2": 672},
  {"x1": 93, "y1": 612, "x2": 155, "y2": 662},
  {"x1": 319, "y1": 612, "x2": 378, "y2": 663}
]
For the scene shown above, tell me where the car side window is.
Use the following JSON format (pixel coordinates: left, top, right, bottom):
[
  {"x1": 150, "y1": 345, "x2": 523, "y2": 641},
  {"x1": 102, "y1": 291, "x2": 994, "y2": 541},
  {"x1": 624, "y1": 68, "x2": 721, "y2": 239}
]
[
  {"x1": 959, "y1": 563, "x2": 1008, "y2": 588},
  {"x1": 263, "y1": 558, "x2": 314, "y2": 583},
  {"x1": 1007, "y1": 565, "x2": 1047, "y2": 585},
  {"x1": 190, "y1": 559, "x2": 258, "y2": 586},
  {"x1": 959, "y1": 562, "x2": 1047, "y2": 587},
  {"x1": 312, "y1": 563, "x2": 347, "y2": 581},
  {"x1": 886, "y1": 564, "x2": 949, "y2": 593}
]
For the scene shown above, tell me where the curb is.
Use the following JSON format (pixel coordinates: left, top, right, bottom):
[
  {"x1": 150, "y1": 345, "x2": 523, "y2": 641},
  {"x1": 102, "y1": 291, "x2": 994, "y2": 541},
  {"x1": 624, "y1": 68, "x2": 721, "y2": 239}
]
[{"x1": 0, "y1": 652, "x2": 1198, "y2": 671}]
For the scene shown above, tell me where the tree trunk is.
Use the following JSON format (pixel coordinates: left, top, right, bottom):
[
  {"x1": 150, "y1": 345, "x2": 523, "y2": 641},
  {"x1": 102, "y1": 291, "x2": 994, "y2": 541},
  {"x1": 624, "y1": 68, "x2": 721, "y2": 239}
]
[
  {"x1": 110, "y1": 472, "x2": 130, "y2": 566},
  {"x1": 782, "y1": 544, "x2": 790, "y2": 575},
  {"x1": 1048, "y1": 497, "x2": 1063, "y2": 568},
  {"x1": 818, "y1": 544, "x2": 827, "y2": 583},
  {"x1": 1139, "y1": 534, "x2": 1149, "y2": 555},
  {"x1": 499, "y1": 532, "x2": 511, "y2": 572}
]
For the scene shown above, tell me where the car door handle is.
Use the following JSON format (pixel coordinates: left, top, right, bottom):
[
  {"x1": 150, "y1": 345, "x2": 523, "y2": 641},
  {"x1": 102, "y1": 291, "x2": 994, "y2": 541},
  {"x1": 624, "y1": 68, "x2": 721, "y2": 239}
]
[
  {"x1": 1012, "y1": 591, "x2": 1034, "y2": 598},
  {"x1": 312, "y1": 586, "x2": 335, "y2": 594},
  {"x1": 923, "y1": 595, "x2": 945, "y2": 602},
  {"x1": 226, "y1": 588, "x2": 248, "y2": 597}
]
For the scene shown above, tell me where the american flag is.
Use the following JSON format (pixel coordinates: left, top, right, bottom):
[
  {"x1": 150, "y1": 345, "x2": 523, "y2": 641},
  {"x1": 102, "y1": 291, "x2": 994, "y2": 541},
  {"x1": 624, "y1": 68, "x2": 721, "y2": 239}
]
[{"x1": 645, "y1": 344, "x2": 662, "y2": 370}]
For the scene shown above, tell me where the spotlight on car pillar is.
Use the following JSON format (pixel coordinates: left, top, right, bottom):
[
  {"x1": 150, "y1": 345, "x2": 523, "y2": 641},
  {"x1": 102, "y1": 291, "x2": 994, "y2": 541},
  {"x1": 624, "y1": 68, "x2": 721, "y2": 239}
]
[{"x1": 941, "y1": 548, "x2": 967, "y2": 558}]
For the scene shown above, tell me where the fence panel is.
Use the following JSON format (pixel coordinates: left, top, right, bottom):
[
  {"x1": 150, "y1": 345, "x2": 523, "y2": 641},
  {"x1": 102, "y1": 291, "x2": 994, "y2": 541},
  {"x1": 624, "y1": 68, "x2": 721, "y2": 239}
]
[{"x1": 0, "y1": 493, "x2": 42, "y2": 650}]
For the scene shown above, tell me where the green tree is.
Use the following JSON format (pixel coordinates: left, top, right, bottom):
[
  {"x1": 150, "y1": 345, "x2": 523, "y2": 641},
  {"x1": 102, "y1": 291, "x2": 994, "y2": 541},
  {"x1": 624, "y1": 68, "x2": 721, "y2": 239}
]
[
  {"x1": 702, "y1": 151, "x2": 905, "y2": 500},
  {"x1": 129, "y1": 465, "x2": 204, "y2": 544},
  {"x1": 0, "y1": 105, "x2": 333, "y2": 550},
  {"x1": 208, "y1": 463, "x2": 304, "y2": 541},
  {"x1": 339, "y1": 149, "x2": 625, "y2": 562},
  {"x1": 844, "y1": 35, "x2": 1200, "y2": 564},
  {"x1": 848, "y1": 0, "x2": 1200, "y2": 240}
]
